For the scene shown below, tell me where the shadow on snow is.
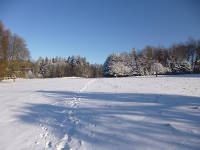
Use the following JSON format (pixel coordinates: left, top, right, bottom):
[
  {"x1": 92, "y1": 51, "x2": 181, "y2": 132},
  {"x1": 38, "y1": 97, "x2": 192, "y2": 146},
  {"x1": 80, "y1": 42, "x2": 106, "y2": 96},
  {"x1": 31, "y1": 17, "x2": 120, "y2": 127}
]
[{"x1": 16, "y1": 90, "x2": 200, "y2": 150}]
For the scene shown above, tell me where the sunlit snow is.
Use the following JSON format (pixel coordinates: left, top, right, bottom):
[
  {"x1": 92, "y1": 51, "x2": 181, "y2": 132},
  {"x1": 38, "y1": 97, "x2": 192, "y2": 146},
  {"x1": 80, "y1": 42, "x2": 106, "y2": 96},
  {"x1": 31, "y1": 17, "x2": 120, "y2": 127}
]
[{"x1": 0, "y1": 75, "x2": 200, "y2": 150}]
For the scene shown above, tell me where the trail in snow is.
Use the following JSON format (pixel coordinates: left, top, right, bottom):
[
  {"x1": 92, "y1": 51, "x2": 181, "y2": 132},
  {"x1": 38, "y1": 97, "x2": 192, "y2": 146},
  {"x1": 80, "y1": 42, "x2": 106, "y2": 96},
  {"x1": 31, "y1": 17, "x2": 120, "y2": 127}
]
[
  {"x1": 79, "y1": 79, "x2": 97, "y2": 92},
  {"x1": 37, "y1": 78, "x2": 97, "y2": 150}
]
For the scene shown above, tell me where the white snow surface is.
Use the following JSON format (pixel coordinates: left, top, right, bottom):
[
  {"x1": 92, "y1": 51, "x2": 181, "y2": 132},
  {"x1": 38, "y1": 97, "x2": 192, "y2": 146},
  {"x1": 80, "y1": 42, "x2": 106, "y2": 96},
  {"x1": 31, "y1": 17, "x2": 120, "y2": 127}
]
[{"x1": 0, "y1": 74, "x2": 200, "y2": 150}]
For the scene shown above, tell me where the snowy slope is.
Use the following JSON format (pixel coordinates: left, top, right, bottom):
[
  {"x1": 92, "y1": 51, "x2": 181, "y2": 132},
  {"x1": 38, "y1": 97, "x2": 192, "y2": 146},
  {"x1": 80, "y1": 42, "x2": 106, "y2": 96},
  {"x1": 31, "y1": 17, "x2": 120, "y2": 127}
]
[{"x1": 0, "y1": 75, "x2": 200, "y2": 150}]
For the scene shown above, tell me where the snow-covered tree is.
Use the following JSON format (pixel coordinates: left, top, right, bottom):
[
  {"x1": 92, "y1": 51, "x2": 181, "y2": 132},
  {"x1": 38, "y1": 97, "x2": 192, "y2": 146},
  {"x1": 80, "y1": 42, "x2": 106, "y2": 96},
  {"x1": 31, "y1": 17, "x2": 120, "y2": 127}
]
[
  {"x1": 112, "y1": 62, "x2": 132, "y2": 77},
  {"x1": 102, "y1": 53, "x2": 120, "y2": 76},
  {"x1": 102, "y1": 52, "x2": 137, "y2": 77},
  {"x1": 171, "y1": 60, "x2": 192, "y2": 74},
  {"x1": 151, "y1": 63, "x2": 166, "y2": 76}
]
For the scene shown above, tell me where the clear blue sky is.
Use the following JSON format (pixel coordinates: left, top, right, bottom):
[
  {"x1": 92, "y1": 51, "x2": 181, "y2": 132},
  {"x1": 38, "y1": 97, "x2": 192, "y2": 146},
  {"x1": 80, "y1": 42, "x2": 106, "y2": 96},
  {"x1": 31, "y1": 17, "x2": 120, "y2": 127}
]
[{"x1": 0, "y1": 0, "x2": 200, "y2": 64}]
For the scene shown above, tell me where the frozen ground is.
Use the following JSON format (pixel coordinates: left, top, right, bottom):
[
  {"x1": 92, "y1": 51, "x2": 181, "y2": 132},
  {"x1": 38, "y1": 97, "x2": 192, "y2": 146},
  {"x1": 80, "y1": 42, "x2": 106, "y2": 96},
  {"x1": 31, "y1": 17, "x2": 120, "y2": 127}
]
[{"x1": 0, "y1": 74, "x2": 200, "y2": 150}]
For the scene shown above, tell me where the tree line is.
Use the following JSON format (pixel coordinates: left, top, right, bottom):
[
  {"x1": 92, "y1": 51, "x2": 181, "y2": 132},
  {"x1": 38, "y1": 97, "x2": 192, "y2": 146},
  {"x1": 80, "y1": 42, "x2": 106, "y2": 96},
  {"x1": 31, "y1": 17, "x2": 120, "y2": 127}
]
[
  {"x1": 0, "y1": 20, "x2": 200, "y2": 79},
  {"x1": 29, "y1": 56, "x2": 102, "y2": 78},
  {"x1": 103, "y1": 39, "x2": 200, "y2": 77}
]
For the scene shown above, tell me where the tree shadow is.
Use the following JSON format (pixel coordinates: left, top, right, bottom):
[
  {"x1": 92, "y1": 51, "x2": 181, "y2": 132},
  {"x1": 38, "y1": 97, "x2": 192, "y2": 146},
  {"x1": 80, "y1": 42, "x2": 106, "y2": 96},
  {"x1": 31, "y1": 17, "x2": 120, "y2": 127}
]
[{"x1": 16, "y1": 90, "x2": 200, "y2": 150}]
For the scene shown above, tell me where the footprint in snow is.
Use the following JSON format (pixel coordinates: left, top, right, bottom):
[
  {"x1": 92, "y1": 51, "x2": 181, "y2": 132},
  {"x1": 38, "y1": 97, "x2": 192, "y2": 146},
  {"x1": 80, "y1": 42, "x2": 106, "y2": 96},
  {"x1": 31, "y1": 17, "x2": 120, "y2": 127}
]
[
  {"x1": 56, "y1": 134, "x2": 71, "y2": 150},
  {"x1": 35, "y1": 141, "x2": 40, "y2": 145},
  {"x1": 163, "y1": 123, "x2": 175, "y2": 130},
  {"x1": 45, "y1": 141, "x2": 52, "y2": 148},
  {"x1": 190, "y1": 106, "x2": 199, "y2": 109},
  {"x1": 42, "y1": 127, "x2": 48, "y2": 131}
]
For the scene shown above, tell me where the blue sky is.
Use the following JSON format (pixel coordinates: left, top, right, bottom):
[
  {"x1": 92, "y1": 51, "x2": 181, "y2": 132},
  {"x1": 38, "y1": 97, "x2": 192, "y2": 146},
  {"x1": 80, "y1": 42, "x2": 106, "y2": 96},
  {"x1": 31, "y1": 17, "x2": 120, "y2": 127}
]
[{"x1": 0, "y1": 0, "x2": 200, "y2": 64}]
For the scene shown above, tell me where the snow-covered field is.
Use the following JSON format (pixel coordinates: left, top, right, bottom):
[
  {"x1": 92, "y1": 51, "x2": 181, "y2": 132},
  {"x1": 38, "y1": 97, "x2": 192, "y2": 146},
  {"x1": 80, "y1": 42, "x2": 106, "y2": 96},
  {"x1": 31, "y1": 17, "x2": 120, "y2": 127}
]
[{"x1": 0, "y1": 75, "x2": 200, "y2": 150}]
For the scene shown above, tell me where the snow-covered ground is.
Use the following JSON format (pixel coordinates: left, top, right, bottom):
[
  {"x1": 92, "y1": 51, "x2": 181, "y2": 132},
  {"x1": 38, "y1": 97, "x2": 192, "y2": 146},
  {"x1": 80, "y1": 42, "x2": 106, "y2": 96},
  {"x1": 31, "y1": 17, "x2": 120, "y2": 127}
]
[{"x1": 0, "y1": 74, "x2": 200, "y2": 150}]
